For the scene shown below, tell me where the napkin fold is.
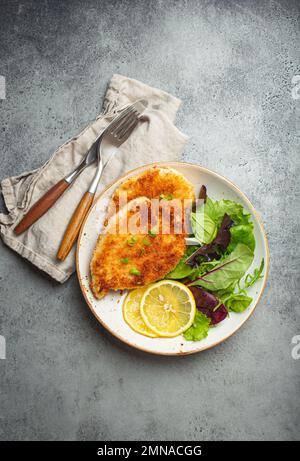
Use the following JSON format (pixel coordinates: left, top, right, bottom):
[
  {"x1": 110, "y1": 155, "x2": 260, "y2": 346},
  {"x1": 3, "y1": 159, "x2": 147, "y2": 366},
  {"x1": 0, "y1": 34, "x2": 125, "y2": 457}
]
[{"x1": 0, "y1": 74, "x2": 188, "y2": 282}]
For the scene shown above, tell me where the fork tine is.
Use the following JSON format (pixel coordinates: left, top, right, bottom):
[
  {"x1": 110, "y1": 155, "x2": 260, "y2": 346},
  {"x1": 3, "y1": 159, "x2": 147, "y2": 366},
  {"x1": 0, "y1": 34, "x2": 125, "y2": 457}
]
[
  {"x1": 116, "y1": 113, "x2": 139, "y2": 142},
  {"x1": 117, "y1": 118, "x2": 139, "y2": 143},
  {"x1": 108, "y1": 99, "x2": 146, "y2": 134},
  {"x1": 104, "y1": 108, "x2": 133, "y2": 136},
  {"x1": 110, "y1": 110, "x2": 138, "y2": 137},
  {"x1": 116, "y1": 114, "x2": 139, "y2": 139},
  {"x1": 108, "y1": 105, "x2": 135, "y2": 131},
  {"x1": 101, "y1": 99, "x2": 146, "y2": 146},
  {"x1": 113, "y1": 110, "x2": 139, "y2": 137}
]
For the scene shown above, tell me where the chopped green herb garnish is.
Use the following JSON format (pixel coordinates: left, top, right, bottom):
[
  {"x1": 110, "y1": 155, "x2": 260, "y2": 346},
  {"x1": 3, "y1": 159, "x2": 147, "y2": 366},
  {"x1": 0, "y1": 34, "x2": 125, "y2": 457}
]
[
  {"x1": 130, "y1": 267, "x2": 141, "y2": 276},
  {"x1": 139, "y1": 248, "x2": 145, "y2": 257},
  {"x1": 120, "y1": 257, "x2": 129, "y2": 264},
  {"x1": 148, "y1": 226, "x2": 158, "y2": 238},
  {"x1": 143, "y1": 238, "x2": 151, "y2": 246},
  {"x1": 159, "y1": 193, "x2": 174, "y2": 201},
  {"x1": 127, "y1": 235, "x2": 137, "y2": 246}
]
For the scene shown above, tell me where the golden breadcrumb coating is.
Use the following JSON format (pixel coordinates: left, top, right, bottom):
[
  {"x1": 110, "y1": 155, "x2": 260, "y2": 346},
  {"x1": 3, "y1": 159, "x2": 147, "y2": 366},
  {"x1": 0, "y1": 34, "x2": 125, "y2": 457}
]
[
  {"x1": 106, "y1": 166, "x2": 195, "y2": 220},
  {"x1": 90, "y1": 197, "x2": 186, "y2": 299}
]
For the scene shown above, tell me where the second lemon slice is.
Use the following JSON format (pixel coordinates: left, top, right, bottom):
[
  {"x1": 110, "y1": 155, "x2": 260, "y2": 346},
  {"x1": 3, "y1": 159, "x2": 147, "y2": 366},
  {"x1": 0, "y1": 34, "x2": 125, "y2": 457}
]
[
  {"x1": 123, "y1": 287, "x2": 158, "y2": 338},
  {"x1": 140, "y1": 280, "x2": 196, "y2": 337}
]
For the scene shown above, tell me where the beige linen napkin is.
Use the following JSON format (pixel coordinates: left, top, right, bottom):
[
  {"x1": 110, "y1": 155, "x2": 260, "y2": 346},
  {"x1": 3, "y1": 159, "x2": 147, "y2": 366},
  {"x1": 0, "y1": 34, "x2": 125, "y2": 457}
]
[{"x1": 0, "y1": 74, "x2": 188, "y2": 282}]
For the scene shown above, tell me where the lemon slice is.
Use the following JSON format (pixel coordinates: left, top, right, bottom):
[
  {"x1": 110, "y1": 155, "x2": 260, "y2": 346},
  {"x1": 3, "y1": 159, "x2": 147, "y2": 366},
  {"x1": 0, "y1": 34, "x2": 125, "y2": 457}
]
[
  {"x1": 123, "y1": 287, "x2": 158, "y2": 338},
  {"x1": 140, "y1": 280, "x2": 196, "y2": 337}
]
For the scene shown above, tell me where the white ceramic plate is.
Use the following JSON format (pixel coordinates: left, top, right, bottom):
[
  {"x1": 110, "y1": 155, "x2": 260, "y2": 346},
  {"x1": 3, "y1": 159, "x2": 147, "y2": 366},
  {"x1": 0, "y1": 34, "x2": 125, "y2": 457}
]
[{"x1": 77, "y1": 162, "x2": 269, "y2": 355}]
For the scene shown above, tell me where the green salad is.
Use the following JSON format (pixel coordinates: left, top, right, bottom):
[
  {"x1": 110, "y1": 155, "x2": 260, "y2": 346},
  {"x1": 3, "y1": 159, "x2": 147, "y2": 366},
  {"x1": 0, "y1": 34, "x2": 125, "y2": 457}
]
[{"x1": 167, "y1": 186, "x2": 264, "y2": 342}]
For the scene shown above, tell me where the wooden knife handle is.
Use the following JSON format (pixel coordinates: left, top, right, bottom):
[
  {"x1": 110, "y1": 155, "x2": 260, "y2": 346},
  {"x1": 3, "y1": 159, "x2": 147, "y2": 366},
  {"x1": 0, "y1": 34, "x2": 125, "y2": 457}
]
[
  {"x1": 57, "y1": 191, "x2": 94, "y2": 261},
  {"x1": 14, "y1": 179, "x2": 69, "y2": 235}
]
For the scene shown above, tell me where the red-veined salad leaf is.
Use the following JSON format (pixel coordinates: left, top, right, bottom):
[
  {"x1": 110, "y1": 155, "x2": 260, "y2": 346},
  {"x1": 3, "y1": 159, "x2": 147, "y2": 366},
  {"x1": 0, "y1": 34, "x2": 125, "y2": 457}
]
[
  {"x1": 188, "y1": 244, "x2": 254, "y2": 291},
  {"x1": 213, "y1": 213, "x2": 234, "y2": 248},
  {"x1": 186, "y1": 213, "x2": 234, "y2": 266},
  {"x1": 199, "y1": 185, "x2": 207, "y2": 201},
  {"x1": 189, "y1": 286, "x2": 219, "y2": 309},
  {"x1": 189, "y1": 286, "x2": 228, "y2": 324},
  {"x1": 200, "y1": 304, "x2": 228, "y2": 324},
  {"x1": 166, "y1": 190, "x2": 263, "y2": 341}
]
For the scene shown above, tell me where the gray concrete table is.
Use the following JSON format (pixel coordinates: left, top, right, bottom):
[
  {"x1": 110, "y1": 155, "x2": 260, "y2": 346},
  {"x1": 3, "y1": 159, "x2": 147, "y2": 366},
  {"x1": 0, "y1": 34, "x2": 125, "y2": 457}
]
[{"x1": 0, "y1": 0, "x2": 299, "y2": 441}]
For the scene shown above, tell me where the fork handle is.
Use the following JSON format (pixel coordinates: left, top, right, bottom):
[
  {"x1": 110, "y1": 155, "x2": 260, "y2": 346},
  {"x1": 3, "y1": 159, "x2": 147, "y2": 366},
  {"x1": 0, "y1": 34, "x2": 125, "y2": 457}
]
[
  {"x1": 14, "y1": 179, "x2": 70, "y2": 235},
  {"x1": 57, "y1": 191, "x2": 94, "y2": 261}
]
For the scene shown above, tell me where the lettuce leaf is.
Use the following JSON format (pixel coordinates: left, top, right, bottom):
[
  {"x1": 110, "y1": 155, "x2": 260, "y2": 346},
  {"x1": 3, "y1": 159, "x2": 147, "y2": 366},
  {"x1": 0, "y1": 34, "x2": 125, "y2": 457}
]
[
  {"x1": 190, "y1": 197, "x2": 255, "y2": 259},
  {"x1": 228, "y1": 223, "x2": 255, "y2": 253},
  {"x1": 183, "y1": 310, "x2": 211, "y2": 341},
  {"x1": 211, "y1": 199, "x2": 255, "y2": 252},
  {"x1": 187, "y1": 214, "x2": 234, "y2": 265},
  {"x1": 191, "y1": 207, "x2": 217, "y2": 244},
  {"x1": 189, "y1": 243, "x2": 254, "y2": 291},
  {"x1": 167, "y1": 246, "x2": 199, "y2": 279},
  {"x1": 212, "y1": 199, "x2": 252, "y2": 226}
]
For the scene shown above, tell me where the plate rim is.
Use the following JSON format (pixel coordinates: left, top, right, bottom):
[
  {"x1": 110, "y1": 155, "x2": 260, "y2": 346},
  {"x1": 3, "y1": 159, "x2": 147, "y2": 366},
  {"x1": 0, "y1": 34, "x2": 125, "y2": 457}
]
[{"x1": 76, "y1": 161, "x2": 269, "y2": 356}]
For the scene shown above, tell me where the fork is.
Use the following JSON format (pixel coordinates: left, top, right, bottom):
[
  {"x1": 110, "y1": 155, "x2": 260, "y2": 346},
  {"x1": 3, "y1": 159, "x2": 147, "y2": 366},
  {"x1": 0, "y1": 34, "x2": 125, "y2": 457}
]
[
  {"x1": 56, "y1": 100, "x2": 146, "y2": 261},
  {"x1": 14, "y1": 102, "x2": 145, "y2": 236}
]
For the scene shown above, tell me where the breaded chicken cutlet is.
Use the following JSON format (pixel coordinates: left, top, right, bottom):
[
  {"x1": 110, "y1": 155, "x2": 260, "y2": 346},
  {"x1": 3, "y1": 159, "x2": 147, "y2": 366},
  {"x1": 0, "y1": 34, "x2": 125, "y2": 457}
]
[
  {"x1": 90, "y1": 197, "x2": 186, "y2": 299},
  {"x1": 90, "y1": 167, "x2": 195, "y2": 299}
]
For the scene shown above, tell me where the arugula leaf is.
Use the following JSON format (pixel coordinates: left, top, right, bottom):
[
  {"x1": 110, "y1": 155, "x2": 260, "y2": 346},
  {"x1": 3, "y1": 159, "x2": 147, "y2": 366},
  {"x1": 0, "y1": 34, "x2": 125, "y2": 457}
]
[
  {"x1": 183, "y1": 311, "x2": 211, "y2": 341},
  {"x1": 221, "y1": 292, "x2": 252, "y2": 313},
  {"x1": 192, "y1": 259, "x2": 221, "y2": 275},
  {"x1": 186, "y1": 260, "x2": 221, "y2": 281},
  {"x1": 167, "y1": 246, "x2": 198, "y2": 279},
  {"x1": 245, "y1": 258, "x2": 264, "y2": 287},
  {"x1": 189, "y1": 243, "x2": 254, "y2": 291}
]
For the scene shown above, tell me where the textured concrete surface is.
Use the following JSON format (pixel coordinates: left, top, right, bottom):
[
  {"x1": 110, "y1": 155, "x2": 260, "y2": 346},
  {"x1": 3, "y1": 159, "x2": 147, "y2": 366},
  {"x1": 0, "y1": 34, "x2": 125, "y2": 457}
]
[{"x1": 0, "y1": 0, "x2": 299, "y2": 441}]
